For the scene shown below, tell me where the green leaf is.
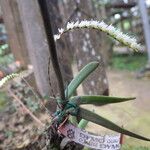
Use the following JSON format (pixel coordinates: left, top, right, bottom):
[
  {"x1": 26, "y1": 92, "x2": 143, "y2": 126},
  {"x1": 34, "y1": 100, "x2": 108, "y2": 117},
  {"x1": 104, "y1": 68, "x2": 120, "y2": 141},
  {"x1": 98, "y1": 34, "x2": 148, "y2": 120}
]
[
  {"x1": 78, "y1": 119, "x2": 88, "y2": 129},
  {"x1": 78, "y1": 108, "x2": 150, "y2": 141},
  {"x1": 65, "y1": 61, "x2": 99, "y2": 98},
  {"x1": 70, "y1": 95, "x2": 135, "y2": 105},
  {"x1": 69, "y1": 116, "x2": 78, "y2": 126}
]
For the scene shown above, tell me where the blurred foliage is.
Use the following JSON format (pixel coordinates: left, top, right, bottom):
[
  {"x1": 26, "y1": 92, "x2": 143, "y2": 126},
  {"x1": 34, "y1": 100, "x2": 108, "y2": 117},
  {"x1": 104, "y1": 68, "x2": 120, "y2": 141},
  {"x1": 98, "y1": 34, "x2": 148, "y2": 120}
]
[
  {"x1": 4, "y1": 130, "x2": 14, "y2": 138},
  {"x1": 25, "y1": 97, "x2": 39, "y2": 112},
  {"x1": 122, "y1": 145, "x2": 150, "y2": 150},
  {"x1": 0, "y1": 91, "x2": 8, "y2": 111},
  {"x1": 0, "y1": 53, "x2": 14, "y2": 66},
  {"x1": 11, "y1": 81, "x2": 41, "y2": 113},
  {"x1": 0, "y1": 44, "x2": 9, "y2": 53},
  {"x1": 0, "y1": 44, "x2": 14, "y2": 66},
  {"x1": 111, "y1": 53, "x2": 147, "y2": 71}
]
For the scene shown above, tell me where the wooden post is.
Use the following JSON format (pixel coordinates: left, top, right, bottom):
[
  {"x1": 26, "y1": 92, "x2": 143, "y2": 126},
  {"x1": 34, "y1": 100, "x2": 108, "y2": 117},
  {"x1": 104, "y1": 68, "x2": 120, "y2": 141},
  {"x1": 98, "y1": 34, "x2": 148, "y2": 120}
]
[
  {"x1": 138, "y1": 0, "x2": 150, "y2": 64},
  {"x1": 16, "y1": 0, "x2": 56, "y2": 98},
  {"x1": 0, "y1": 0, "x2": 30, "y2": 68},
  {"x1": 16, "y1": 0, "x2": 73, "y2": 99}
]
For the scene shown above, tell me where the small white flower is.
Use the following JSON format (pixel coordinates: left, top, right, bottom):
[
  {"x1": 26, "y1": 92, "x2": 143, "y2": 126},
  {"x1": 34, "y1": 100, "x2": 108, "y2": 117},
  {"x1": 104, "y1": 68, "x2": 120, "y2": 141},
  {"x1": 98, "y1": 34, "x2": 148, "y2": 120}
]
[
  {"x1": 98, "y1": 21, "x2": 108, "y2": 31},
  {"x1": 0, "y1": 73, "x2": 19, "y2": 88},
  {"x1": 90, "y1": 20, "x2": 99, "y2": 28},
  {"x1": 131, "y1": 42, "x2": 141, "y2": 50},
  {"x1": 78, "y1": 21, "x2": 86, "y2": 28},
  {"x1": 73, "y1": 21, "x2": 80, "y2": 27},
  {"x1": 107, "y1": 25, "x2": 116, "y2": 35},
  {"x1": 58, "y1": 28, "x2": 64, "y2": 34},
  {"x1": 121, "y1": 34, "x2": 131, "y2": 44},
  {"x1": 116, "y1": 32, "x2": 123, "y2": 40},
  {"x1": 130, "y1": 38, "x2": 137, "y2": 43},
  {"x1": 54, "y1": 34, "x2": 60, "y2": 41},
  {"x1": 66, "y1": 22, "x2": 75, "y2": 30}
]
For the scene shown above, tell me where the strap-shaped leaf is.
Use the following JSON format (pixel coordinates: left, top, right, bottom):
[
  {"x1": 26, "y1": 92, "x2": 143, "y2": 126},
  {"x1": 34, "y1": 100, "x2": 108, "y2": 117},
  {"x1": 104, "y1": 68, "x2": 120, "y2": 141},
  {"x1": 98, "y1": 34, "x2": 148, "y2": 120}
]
[
  {"x1": 65, "y1": 61, "x2": 99, "y2": 98},
  {"x1": 70, "y1": 95, "x2": 135, "y2": 105},
  {"x1": 79, "y1": 108, "x2": 150, "y2": 141},
  {"x1": 78, "y1": 119, "x2": 88, "y2": 129},
  {"x1": 69, "y1": 116, "x2": 78, "y2": 126}
]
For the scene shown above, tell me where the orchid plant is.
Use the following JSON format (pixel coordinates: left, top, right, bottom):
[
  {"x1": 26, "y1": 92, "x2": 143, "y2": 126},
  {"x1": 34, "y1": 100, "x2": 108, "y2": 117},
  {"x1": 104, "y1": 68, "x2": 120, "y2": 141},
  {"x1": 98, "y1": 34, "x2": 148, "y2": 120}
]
[{"x1": 0, "y1": 20, "x2": 149, "y2": 149}]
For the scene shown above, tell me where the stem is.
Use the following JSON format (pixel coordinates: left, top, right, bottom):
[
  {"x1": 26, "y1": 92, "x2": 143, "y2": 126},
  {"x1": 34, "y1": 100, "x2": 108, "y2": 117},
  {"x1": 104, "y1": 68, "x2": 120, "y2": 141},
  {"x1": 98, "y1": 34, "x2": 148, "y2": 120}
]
[{"x1": 38, "y1": 0, "x2": 66, "y2": 106}]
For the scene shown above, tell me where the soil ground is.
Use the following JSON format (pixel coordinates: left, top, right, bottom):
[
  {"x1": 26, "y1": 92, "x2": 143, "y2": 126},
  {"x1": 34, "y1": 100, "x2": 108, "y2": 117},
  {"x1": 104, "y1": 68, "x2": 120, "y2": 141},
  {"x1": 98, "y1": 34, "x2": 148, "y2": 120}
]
[{"x1": 85, "y1": 69, "x2": 150, "y2": 147}]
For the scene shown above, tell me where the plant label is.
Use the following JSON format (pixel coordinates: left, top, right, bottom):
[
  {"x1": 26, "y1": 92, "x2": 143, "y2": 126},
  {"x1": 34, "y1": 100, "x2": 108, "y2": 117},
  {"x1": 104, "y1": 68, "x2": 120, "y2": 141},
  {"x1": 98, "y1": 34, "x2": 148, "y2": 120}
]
[{"x1": 58, "y1": 123, "x2": 121, "y2": 150}]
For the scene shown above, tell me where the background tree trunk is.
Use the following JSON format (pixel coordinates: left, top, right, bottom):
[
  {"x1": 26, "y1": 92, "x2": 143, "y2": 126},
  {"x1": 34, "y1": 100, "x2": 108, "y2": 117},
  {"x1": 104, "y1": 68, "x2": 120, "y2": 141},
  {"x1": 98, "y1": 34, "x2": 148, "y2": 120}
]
[{"x1": 138, "y1": 0, "x2": 150, "y2": 64}]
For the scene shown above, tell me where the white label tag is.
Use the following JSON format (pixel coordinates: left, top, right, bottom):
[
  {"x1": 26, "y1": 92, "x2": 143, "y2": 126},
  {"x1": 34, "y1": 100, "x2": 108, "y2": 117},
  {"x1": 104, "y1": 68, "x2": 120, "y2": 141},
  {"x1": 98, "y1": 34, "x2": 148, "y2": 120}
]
[{"x1": 59, "y1": 123, "x2": 121, "y2": 150}]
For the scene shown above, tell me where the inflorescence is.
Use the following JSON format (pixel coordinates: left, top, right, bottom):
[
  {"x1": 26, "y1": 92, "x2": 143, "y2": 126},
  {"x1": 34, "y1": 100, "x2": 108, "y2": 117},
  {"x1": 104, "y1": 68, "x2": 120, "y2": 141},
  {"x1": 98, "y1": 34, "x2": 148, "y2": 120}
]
[
  {"x1": 0, "y1": 73, "x2": 19, "y2": 88},
  {"x1": 54, "y1": 20, "x2": 143, "y2": 51}
]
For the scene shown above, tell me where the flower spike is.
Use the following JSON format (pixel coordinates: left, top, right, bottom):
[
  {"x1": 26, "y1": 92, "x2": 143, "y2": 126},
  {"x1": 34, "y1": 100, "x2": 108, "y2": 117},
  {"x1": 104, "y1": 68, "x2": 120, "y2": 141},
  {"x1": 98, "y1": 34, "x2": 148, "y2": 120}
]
[{"x1": 55, "y1": 20, "x2": 143, "y2": 51}]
